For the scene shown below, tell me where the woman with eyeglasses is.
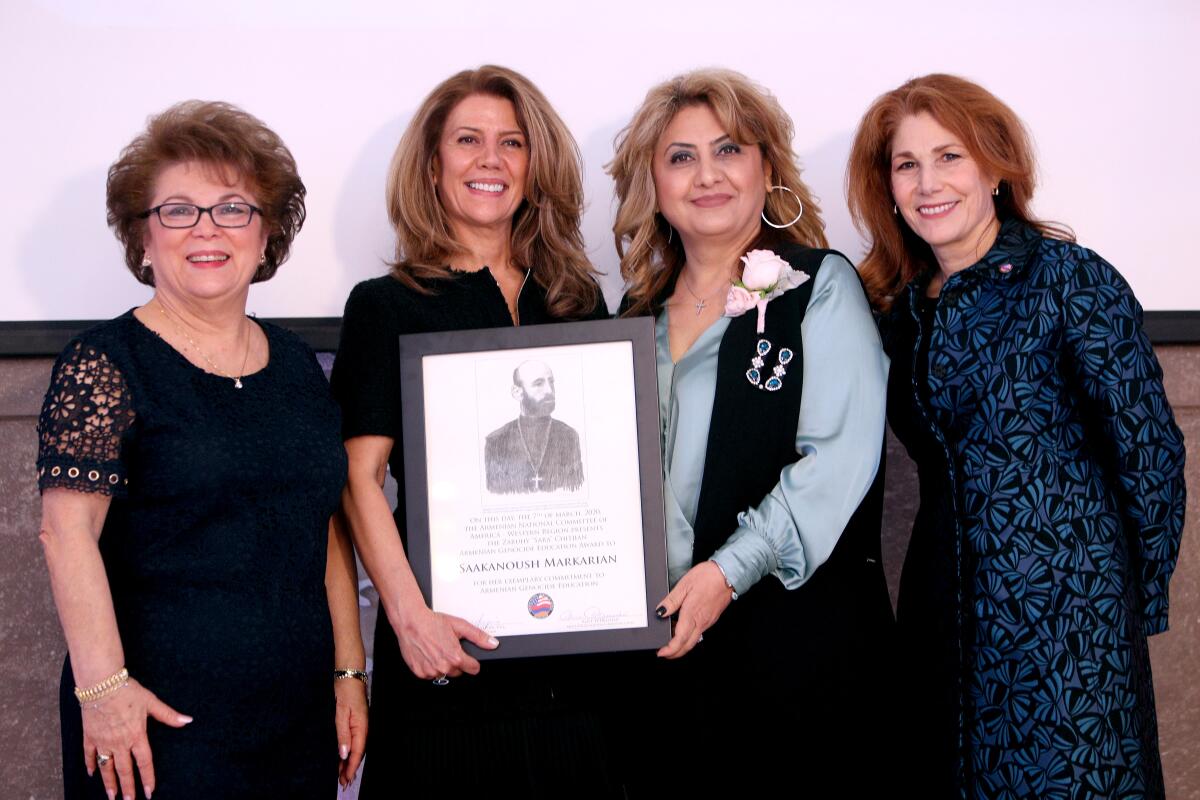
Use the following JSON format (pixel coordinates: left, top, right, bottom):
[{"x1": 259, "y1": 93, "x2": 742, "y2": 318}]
[{"x1": 36, "y1": 100, "x2": 367, "y2": 799}]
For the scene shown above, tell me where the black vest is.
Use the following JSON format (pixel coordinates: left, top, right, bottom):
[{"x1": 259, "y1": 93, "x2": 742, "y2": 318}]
[
  {"x1": 635, "y1": 244, "x2": 893, "y2": 669},
  {"x1": 611, "y1": 246, "x2": 896, "y2": 792}
]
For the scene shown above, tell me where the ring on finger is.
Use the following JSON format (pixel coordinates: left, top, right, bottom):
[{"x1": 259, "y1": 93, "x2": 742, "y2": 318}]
[
  {"x1": 432, "y1": 674, "x2": 450, "y2": 686},
  {"x1": 96, "y1": 752, "x2": 113, "y2": 767}
]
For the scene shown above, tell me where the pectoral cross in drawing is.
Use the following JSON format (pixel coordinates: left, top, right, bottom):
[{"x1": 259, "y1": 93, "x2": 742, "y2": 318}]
[{"x1": 530, "y1": 473, "x2": 543, "y2": 490}]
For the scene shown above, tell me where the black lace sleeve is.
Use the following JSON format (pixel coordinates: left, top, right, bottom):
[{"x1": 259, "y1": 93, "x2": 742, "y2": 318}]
[{"x1": 37, "y1": 340, "x2": 136, "y2": 496}]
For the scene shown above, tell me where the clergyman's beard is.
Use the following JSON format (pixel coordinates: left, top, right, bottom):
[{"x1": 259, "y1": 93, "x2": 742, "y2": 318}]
[{"x1": 521, "y1": 394, "x2": 555, "y2": 417}]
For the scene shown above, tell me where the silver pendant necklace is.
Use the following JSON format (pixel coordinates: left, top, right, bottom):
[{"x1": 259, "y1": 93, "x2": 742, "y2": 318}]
[{"x1": 679, "y1": 270, "x2": 731, "y2": 316}]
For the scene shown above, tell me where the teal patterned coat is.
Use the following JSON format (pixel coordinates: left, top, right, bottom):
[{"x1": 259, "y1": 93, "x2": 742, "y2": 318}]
[{"x1": 880, "y1": 219, "x2": 1185, "y2": 798}]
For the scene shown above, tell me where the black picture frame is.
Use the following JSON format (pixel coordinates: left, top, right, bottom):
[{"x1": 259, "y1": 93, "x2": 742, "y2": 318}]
[{"x1": 399, "y1": 317, "x2": 670, "y2": 659}]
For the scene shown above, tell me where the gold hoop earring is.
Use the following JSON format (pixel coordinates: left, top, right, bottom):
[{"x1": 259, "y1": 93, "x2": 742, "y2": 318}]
[{"x1": 762, "y1": 185, "x2": 803, "y2": 229}]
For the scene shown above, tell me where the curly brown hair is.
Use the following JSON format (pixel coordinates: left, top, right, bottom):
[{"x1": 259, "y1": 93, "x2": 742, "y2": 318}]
[
  {"x1": 608, "y1": 68, "x2": 828, "y2": 317},
  {"x1": 846, "y1": 73, "x2": 1072, "y2": 312},
  {"x1": 106, "y1": 100, "x2": 306, "y2": 286},
  {"x1": 385, "y1": 65, "x2": 600, "y2": 319}
]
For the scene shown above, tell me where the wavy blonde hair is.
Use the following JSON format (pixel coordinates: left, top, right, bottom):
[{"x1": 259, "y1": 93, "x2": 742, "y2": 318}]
[
  {"x1": 385, "y1": 65, "x2": 599, "y2": 318},
  {"x1": 846, "y1": 73, "x2": 1073, "y2": 312},
  {"x1": 608, "y1": 69, "x2": 828, "y2": 316}
]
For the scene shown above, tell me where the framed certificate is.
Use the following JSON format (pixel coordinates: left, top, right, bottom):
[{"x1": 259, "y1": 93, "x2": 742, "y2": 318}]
[{"x1": 399, "y1": 317, "x2": 670, "y2": 659}]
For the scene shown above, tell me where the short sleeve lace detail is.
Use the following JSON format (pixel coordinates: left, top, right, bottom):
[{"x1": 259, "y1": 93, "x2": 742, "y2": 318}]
[{"x1": 37, "y1": 341, "x2": 136, "y2": 496}]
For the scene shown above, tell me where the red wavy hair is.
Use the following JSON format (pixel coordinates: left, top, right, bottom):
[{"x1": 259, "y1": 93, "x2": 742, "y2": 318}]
[{"x1": 846, "y1": 73, "x2": 1071, "y2": 311}]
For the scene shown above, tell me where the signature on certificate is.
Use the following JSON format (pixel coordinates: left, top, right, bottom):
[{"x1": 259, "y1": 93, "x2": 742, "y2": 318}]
[{"x1": 556, "y1": 607, "x2": 631, "y2": 627}]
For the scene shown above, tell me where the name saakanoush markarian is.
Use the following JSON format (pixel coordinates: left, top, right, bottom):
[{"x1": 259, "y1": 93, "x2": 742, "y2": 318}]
[{"x1": 459, "y1": 554, "x2": 618, "y2": 573}]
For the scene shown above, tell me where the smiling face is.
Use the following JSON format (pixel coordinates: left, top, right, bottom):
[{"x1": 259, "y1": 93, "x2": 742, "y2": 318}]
[
  {"x1": 141, "y1": 160, "x2": 268, "y2": 307},
  {"x1": 434, "y1": 93, "x2": 529, "y2": 240},
  {"x1": 652, "y1": 103, "x2": 769, "y2": 255},
  {"x1": 889, "y1": 112, "x2": 999, "y2": 273}
]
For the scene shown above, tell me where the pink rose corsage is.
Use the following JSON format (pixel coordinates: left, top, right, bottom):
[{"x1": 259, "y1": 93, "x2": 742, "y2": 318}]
[{"x1": 724, "y1": 249, "x2": 810, "y2": 334}]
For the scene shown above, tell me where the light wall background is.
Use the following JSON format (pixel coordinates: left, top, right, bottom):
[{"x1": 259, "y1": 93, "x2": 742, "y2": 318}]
[{"x1": 2, "y1": 0, "x2": 1197, "y2": 320}]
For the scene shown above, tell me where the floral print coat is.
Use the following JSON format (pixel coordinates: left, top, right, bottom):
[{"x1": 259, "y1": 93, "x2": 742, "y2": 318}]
[{"x1": 880, "y1": 219, "x2": 1185, "y2": 798}]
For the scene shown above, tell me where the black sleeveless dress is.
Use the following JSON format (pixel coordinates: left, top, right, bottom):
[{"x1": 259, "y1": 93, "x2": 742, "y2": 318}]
[{"x1": 38, "y1": 312, "x2": 347, "y2": 800}]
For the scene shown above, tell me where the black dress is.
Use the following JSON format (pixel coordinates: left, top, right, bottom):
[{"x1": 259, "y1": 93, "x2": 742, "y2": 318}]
[
  {"x1": 37, "y1": 312, "x2": 347, "y2": 800},
  {"x1": 330, "y1": 269, "x2": 619, "y2": 798}
]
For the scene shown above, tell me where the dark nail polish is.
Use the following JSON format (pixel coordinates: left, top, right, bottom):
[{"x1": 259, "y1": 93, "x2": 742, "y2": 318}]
[{"x1": 655, "y1": 605, "x2": 667, "y2": 618}]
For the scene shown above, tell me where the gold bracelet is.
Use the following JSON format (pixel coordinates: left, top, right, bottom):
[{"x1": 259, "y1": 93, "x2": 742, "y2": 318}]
[
  {"x1": 74, "y1": 667, "x2": 129, "y2": 705},
  {"x1": 334, "y1": 668, "x2": 368, "y2": 685}
]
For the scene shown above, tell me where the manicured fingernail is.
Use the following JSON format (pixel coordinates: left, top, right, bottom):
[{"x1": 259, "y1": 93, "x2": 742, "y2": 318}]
[
  {"x1": 179, "y1": 715, "x2": 193, "y2": 724},
  {"x1": 340, "y1": 744, "x2": 349, "y2": 760},
  {"x1": 655, "y1": 606, "x2": 667, "y2": 618},
  {"x1": 106, "y1": 791, "x2": 115, "y2": 800},
  {"x1": 87, "y1": 767, "x2": 93, "y2": 777},
  {"x1": 145, "y1": 789, "x2": 153, "y2": 799},
  {"x1": 487, "y1": 636, "x2": 499, "y2": 647}
]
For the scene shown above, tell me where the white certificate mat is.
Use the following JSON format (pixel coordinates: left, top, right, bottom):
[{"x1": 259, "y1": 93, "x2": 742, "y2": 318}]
[
  {"x1": 398, "y1": 318, "x2": 669, "y2": 659},
  {"x1": 423, "y1": 341, "x2": 647, "y2": 636}
]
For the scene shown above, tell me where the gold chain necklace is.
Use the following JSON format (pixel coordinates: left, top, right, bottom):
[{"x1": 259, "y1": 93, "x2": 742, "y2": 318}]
[{"x1": 155, "y1": 300, "x2": 252, "y2": 389}]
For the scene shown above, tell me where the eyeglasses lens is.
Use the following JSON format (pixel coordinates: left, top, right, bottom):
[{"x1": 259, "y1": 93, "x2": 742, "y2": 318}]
[{"x1": 157, "y1": 203, "x2": 255, "y2": 228}]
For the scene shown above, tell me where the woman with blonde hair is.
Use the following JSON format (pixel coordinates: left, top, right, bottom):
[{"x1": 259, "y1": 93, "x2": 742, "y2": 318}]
[
  {"x1": 331, "y1": 65, "x2": 611, "y2": 795},
  {"x1": 609, "y1": 68, "x2": 894, "y2": 794},
  {"x1": 847, "y1": 73, "x2": 1184, "y2": 795}
]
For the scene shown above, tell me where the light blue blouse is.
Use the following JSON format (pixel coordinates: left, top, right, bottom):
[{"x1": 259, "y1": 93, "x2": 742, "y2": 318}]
[{"x1": 656, "y1": 254, "x2": 889, "y2": 594}]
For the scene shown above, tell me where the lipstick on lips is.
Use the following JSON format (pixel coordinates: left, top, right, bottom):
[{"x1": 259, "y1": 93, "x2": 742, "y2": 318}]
[
  {"x1": 466, "y1": 180, "x2": 507, "y2": 195},
  {"x1": 186, "y1": 250, "x2": 231, "y2": 268},
  {"x1": 916, "y1": 200, "x2": 958, "y2": 218},
  {"x1": 691, "y1": 193, "x2": 733, "y2": 208}
]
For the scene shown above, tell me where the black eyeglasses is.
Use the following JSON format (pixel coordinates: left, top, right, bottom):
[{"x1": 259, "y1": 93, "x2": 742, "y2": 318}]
[{"x1": 138, "y1": 202, "x2": 262, "y2": 229}]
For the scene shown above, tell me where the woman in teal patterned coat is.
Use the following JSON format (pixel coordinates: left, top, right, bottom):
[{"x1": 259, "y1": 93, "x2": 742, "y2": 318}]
[{"x1": 847, "y1": 73, "x2": 1185, "y2": 798}]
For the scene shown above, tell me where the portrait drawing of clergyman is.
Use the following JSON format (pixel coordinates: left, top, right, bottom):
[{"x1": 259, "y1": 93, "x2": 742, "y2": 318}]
[{"x1": 484, "y1": 360, "x2": 584, "y2": 494}]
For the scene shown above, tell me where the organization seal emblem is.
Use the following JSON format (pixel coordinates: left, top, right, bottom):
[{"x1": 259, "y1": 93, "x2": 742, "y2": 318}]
[{"x1": 527, "y1": 592, "x2": 554, "y2": 619}]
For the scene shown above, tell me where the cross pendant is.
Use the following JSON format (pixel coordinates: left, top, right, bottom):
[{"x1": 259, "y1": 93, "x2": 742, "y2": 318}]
[
  {"x1": 694, "y1": 299, "x2": 706, "y2": 316},
  {"x1": 531, "y1": 474, "x2": 542, "y2": 489}
]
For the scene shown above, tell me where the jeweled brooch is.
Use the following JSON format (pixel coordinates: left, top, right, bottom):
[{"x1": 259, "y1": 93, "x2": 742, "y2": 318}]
[{"x1": 745, "y1": 338, "x2": 793, "y2": 392}]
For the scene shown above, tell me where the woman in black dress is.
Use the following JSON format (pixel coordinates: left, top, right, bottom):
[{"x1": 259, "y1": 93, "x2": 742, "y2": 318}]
[
  {"x1": 37, "y1": 101, "x2": 367, "y2": 800},
  {"x1": 331, "y1": 65, "x2": 610, "y2": 796}
]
